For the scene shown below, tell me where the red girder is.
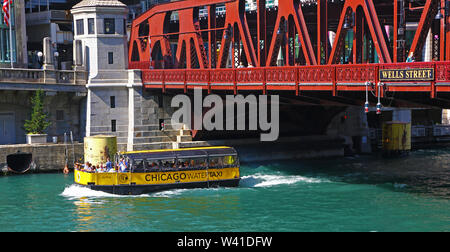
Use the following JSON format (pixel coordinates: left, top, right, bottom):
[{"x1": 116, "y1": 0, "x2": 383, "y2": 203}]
[
  {"x1": 409, "y1": 0, "x2": 440, "y2": 61},
  {"x1": 328, "y1": 0, "x2": 391, "y2": 64},
  {"x1": 142, "y1": 62, "x2": 450, "y2": 98},
  {"x1": 265, "y1": 0, "x2": 317, "y2": 66},
  {"x1": 216, "y1": 0, "x2": 257, "y2": 68},
  {"x1": 129, "y1": 0, "x2": 449, "y2": 72}
]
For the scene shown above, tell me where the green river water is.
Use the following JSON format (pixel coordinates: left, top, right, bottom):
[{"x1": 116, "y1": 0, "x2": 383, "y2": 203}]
[{"x1": 0, "y1": 148, "x2": 449, "y2": 232}]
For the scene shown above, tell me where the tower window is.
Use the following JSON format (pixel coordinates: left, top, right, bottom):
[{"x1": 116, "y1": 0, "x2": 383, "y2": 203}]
[
  {"x1": 110, "y1": 96, "x2": 115, "y2": 108},
  {"x1": 88, "y1": 18, "x2": 95, "y2": 34},
  {"x1": 111, "y1": 120, "x2": 116, "y2": 132},
  {"x1": 104, "y1": 18, "x2": 115, "y2": 34},
  {"x1": 108, "y1": 52, "x2": 114, "y2": 64},
  {"x1": 76, "y1": 19, "x2": 84, "y2": 35}
]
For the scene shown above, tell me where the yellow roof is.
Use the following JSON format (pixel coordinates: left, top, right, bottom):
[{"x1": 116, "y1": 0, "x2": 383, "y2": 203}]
[{"x1": 121, "y1": 146, "x2": 232, "y2": 155}]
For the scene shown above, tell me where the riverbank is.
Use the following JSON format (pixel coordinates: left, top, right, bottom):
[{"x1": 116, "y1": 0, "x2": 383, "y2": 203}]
[
  {"x1": 0, "y1": 135, "x2": 346, "y2": 175},
  {"x1": 4, "y1": 133, "x2": 450, "y2": 176},
  {"x1": 0, "y1": 143, "x2": 83, "y2": 175}
]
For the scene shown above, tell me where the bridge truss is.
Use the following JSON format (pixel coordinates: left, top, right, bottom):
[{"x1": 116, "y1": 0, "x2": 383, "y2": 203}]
[{"x1": 128, "y1": 0, "x2": 450, "y2": 99}]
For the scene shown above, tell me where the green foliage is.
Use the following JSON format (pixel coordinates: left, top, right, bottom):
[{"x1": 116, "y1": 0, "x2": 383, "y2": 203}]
[{"x1": 24, "y1": 89, "x2": 51, "y2": 134}]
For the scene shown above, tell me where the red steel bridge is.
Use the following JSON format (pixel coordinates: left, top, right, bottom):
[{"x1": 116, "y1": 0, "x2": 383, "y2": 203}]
[{"x1": 128, "y1": 0, "x2": 450, "y2": 102}]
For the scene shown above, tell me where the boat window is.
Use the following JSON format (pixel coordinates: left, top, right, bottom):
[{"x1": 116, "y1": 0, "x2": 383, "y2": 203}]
[
  {"x1": 160, "y1": 158, "x2": 176, "y2": 170},
  {"x1": 208, "y1": 156, "x2": 223, "y2": 169},
  {"x1": 144, "y1": 159, "x2": 159, "y2": 170},
  {"x1": 223, "y1": 155, "x2": 238, "y2": 168},
  {"x1": 176, "y1": 158, "x2": 192, "y2": 169},
  {"x1": 189, "y1": 157, "x2": 207, "y2": 169},
  {"x1": 174, "y1": 157, "x2": 207, "y2": 169},
  {"x1": 133, "y1": 159, "x2": 145, "y2": 172}
]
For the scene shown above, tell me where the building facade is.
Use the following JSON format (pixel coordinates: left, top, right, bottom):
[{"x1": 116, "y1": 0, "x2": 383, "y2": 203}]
[{"x1": 0, "y1": 0, "x2": 27, "y2": 68}]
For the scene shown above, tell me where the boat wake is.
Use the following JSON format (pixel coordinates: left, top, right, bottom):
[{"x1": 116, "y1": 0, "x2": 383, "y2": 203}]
[
  {"x1": 240, "y1": 173, "x2": 325, "y2": 188},
  {"x1": 61, "y1": 172, "x2": 326, "y2": 199},
  {"x1": 60, "y1": 184, "x2": 148, "y2": 199}
]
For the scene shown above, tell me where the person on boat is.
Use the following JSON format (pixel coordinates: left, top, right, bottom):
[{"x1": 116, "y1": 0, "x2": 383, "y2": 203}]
[
  {"x1": 83, "y1": 162, "x2": 91, "y2": 172},
  {"x1": 105, "y1": 158, "x2": 113, "y2": 172},
  {"x1": 98, "y1": 163, "x2": 105, "y2": 173},
  {"x1": 119, "y1": 158, "x2": 128, "y2": 172}
]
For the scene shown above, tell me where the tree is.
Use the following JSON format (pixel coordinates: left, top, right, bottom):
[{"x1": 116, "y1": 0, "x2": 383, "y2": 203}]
[{"x1": 24, "y1": 89, "x2": 51, "y2": 134}]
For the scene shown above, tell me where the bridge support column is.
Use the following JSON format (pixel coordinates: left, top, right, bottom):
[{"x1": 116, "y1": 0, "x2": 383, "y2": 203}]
[{"x1": 326, "y1": 106, "x2": 372, "y2": 154}]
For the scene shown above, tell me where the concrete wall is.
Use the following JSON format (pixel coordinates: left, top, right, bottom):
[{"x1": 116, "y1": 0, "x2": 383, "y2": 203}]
[
  {"x1": 0, "y1": 143, "x2": 83, "y2": 174},
  {"x1": 88, "y1": 86, "x2": 129, "y2": 150},
  {"x1": 326, "y1": 106, "x2": 371, "y2": 154}
]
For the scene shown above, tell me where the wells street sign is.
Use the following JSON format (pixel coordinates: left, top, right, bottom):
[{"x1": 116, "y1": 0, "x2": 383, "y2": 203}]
[{"x1": 379, "y1": 68, "x2": 434, "y2": 82}]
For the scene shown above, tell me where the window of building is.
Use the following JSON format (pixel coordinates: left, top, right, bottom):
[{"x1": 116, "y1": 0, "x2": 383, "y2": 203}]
[
  {"x1": 104, "y1": 18, "x2": 115, "y2": 34},
  {"x1": 88, "y1": 18, "x2": 95, "y2": 34},
  {"x1": 56, "y1": 110, "x2": 64, "y2": 121},
  {"x1": 0, "y1": 4, "x2": 16, "y2": 63},
  {"x1": 110, "y1": 96, "x2": 115, "y2": 108},
  {"x1": 111, "y1": 120, "x2": 116, "y2": 132},
  {"x1": 108, "y1": 52, "x2": 113, "y2": 64},
  {"x1": 76, "y1": 19, "x2": 84, "y2": 35}
]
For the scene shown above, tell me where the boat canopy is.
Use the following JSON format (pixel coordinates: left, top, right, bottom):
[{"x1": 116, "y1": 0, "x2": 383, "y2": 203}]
[{"x1": 121, "y1": 147, "x2": 238, "y2": 161}]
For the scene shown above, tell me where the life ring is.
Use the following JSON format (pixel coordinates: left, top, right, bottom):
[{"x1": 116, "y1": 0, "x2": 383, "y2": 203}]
[{"x1": 119, "y1": 173, "x2": 129, "y2": 184}]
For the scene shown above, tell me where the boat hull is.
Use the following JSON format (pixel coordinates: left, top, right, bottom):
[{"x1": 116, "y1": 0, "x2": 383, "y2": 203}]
[
  {"x1": 74, "y1": 166, "x2": 240, "y2": 195},
  {"x1": 76, "y1": 178, "x2": 240, "y2": 195}
]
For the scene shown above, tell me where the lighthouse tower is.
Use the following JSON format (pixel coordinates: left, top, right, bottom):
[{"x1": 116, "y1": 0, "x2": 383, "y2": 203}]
[
  {"x1": 71, "y1": 0, "x2": 129, "y2": 80},
  {"x1": 71, "y1": 0, "x2": 142, "y2": 152}
]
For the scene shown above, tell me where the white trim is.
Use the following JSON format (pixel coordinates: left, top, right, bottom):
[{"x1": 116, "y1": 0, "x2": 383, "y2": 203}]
[
  {"x1": 266, "y1": 83, "x2": 296, "y2": 86},
  {"x1": 299, "y1": 82, "x2": 332, "y2": 86},
  {"x1": 237, "y1": 83, "x2": 263, "y2": 86},
  {"x1": 336, "y1": 82, "x2": 366, "y2": 86},
  {"x1": 210, "y1": 83, "x2": 233, "y2": 86}
]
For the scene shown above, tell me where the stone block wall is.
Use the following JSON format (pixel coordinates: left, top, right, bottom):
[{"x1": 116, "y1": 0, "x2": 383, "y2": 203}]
[{"x1": 0, "y1": 143, "x2": 84, "y2": 173}]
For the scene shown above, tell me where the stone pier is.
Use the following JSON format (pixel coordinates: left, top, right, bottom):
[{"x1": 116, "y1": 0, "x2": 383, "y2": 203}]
[{"x1": 0, "y1": 143, "x2": 84, "y2": 174}]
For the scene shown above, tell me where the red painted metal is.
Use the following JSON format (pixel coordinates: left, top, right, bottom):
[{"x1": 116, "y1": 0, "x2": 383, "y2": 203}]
[
  {"x1": 409, "y1": 0, "x2": 439, "y2": 61},
  {"x1": 142, "y1": 62, "x2": 450, "y2": 95},
  {"x1": 131, "y1": 0, "x2": 450, "y2": 97},
  {"x1": 327, "y1": 0, "x2": 391, "y2": 64},
  {"x1": 265, "y1": 0, "x2": 316, "y2": 66}
]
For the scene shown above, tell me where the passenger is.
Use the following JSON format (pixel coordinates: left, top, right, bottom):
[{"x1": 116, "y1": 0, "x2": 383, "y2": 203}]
[
  {"x1": 105, "y1": 158, "x2": 113, "y2": 172},
  {"x1": 119, "y1": 158, "x2": 128, "y2": 172},
  {"x1": 98, "y1": 163, "x2": 104, "y2": 172},
  {"x1": 83, "y1": 162, "x2": 90, "y2": 172},
  {"x1": 190, "y1": 160, "x2": 195, "y2": 168}
]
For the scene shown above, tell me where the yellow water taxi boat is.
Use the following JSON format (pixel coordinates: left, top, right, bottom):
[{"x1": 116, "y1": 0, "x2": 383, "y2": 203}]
[{"x1": 74, "y1": 146, "x2": 240, "y2": 195}]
